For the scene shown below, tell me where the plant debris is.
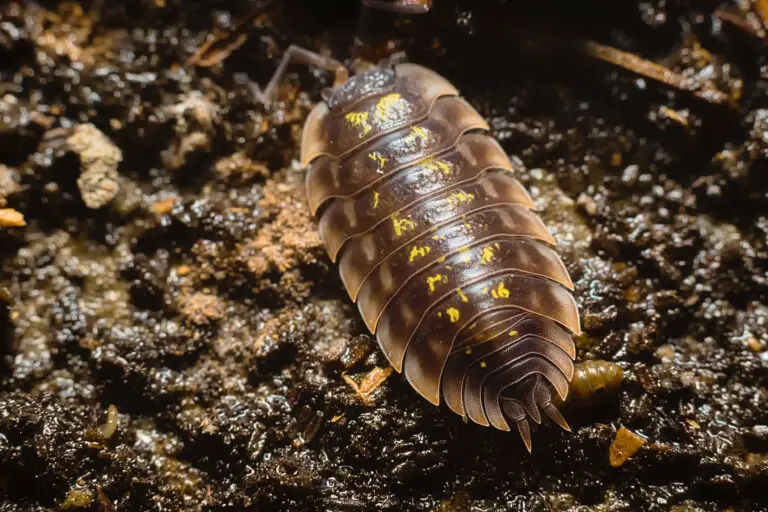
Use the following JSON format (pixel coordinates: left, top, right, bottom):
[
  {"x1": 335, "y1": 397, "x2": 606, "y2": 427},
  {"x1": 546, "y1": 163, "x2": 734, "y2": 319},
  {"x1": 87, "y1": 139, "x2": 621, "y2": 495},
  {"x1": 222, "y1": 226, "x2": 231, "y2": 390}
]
[
  {"x1": 609, "y1": 426, "x2": 647, "y2": 467},
  {"x1": 342, "y1": 366, "x2": 394, "y2": 404},
  {"x1": 187, "y1": 3, "x2": 271, "y2": 67},
  {"x1": 582, "y1": 40, "x2": 734, "y2": 106},
  {"x1": 0, "y1": 208, "x2": 25, "y2": 227}
]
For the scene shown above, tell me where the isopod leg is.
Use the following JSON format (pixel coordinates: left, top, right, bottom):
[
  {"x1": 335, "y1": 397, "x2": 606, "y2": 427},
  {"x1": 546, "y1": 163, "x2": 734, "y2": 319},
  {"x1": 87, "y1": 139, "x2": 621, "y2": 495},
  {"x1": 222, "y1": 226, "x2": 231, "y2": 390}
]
[
  {"x1": 255, "y1": 45, "x2": 349, "y2": 105},
  {"x1": 362, "y1": 0, "x2": 433, "y2": 14}
]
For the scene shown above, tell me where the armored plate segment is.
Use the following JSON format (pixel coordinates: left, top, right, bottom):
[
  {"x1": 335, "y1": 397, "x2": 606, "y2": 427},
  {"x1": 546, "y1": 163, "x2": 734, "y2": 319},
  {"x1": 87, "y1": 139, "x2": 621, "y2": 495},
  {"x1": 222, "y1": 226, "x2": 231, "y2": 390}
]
[{"x1": 303, "y1": 62, "x2": 581, "y2": 450}]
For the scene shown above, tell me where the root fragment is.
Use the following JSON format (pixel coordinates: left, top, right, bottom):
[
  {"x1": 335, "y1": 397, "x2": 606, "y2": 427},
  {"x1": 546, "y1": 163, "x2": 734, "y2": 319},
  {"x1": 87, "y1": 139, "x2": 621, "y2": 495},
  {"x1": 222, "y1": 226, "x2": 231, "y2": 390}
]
[{"x1": 582, "y1": 40, "x2": 733, "y2": 107}]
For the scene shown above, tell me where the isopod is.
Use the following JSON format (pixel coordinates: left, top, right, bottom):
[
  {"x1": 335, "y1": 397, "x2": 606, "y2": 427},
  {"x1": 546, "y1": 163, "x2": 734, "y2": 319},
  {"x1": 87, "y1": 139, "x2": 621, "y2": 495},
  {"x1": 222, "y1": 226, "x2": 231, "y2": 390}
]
[{"x1": 256, "y1": 0, "x2": 581, "y2": 451}]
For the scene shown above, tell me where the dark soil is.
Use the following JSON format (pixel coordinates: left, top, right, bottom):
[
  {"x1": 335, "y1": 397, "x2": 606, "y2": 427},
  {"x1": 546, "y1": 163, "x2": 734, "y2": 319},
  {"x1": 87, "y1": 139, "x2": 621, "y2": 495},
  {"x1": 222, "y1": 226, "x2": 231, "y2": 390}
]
[{"x1": 1, "y1": 0, "x2": 767, "y2": 510}]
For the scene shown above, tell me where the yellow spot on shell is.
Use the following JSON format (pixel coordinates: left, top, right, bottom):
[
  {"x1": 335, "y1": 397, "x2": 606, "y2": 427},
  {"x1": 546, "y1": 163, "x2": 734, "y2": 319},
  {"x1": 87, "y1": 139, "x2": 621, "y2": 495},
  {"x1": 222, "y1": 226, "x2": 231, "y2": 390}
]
[
  {"x1": 391, "y1": 214, "x2": 415, "y2": 237},
  {"x1": 447, "y1": 190, "x2": 476, "y2": 207},
  {"x1": 404, "y1": 126, "x2": 429, "y2": 145},
  {"x1": 482, "y1": 286, "x2": 489, "y2": 294},
  {"x1": 480, "y1": 361, "x2": 487, "y2": 368},
  {"x1": 372, "y1": 192, "x2": 380, "y2": 209},
  {"x1": 446, "y1": 307, "x2": 460, "y2": 323},
  {"x1": 508, "y1": 330, "x2": 518, "y2": 337},
  {"x1": 374, "y1": 93, "x2": 405, "y2": 122},
  {"x1": 491, "y1": 282, "x2": 510, "y2": 299},
  {"x1": 437, "y1": 255, "x2": 446, "y2": 263},
  {"x1": 456, "y1": 288, "x2": 468, "y2": 303},
  {"x1": 409, "y1": 245, "x2": 431, "y2": 262},
  {"x1": 423, "y1": 159, "x2": 452, "y2": 176},
  {"x1": 368, "y1": 151, "x2": 388, "y2": 173},
  {"x1": 465, "y1": 347, "x2": 472, "y2": 354},
  {"x1": 345, "y1": 112, "x2": 371, "y2": 137},
  {"x1": 431, "y1": 234, "x2": 445, "y2": 241},
  {"x1": 426, "y1": 273, "x2": 447, "y2": 292},
  {"x1": 480, "y1": 245, "x2": 496, "y2": 265}
]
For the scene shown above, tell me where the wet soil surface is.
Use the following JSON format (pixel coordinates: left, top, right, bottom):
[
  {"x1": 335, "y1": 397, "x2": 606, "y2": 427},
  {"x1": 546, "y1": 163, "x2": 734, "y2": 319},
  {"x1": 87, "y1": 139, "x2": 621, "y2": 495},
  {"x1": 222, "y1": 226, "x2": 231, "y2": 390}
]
[{"x1": 1, "y1": 0, "x2": 767, "y2": 510}]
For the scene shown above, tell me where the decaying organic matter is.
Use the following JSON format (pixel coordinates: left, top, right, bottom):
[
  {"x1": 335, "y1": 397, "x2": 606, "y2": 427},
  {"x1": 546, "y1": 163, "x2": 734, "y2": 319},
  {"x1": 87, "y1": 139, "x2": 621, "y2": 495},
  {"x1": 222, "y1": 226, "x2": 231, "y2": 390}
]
[{"x1": 1, "y1": 1, "x2": 767, "y2": 510}]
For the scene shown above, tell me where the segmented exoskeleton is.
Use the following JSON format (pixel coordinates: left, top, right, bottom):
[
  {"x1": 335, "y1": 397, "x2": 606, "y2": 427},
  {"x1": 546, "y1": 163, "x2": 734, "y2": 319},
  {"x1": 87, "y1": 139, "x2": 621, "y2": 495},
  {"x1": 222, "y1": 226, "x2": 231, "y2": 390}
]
[
  {"x1": 301, "y1": 63, "x2": 582, "y2": 451},
  {"x1": 238, "y1": 0, "x2": 583, "y2": 450}
]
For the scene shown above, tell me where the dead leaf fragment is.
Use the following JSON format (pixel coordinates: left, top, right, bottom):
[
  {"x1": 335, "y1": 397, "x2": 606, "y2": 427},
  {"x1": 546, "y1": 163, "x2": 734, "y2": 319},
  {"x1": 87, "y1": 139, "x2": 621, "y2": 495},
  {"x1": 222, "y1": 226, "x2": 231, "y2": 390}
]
[
  {"x1": 609, "y1": 426, "x2": 647, "y2": 467},
  {"x1": 343, "y1": 366, "x2": 394, "y2": 404}
]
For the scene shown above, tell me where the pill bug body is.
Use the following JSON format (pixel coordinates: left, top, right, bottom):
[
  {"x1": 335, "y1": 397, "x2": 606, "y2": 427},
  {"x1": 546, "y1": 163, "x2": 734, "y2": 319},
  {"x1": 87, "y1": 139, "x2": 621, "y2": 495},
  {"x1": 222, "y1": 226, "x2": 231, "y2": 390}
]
[{"x1": 302, "y1": 63, "x2": 582, "y2": 450}]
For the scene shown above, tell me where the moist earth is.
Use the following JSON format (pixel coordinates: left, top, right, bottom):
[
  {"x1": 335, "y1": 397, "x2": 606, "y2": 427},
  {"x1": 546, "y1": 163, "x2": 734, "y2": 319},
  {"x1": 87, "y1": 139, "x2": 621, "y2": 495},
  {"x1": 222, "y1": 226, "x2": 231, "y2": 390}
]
[{"x1": 1, "y1": 1, "x2": 767, "y2": 510}]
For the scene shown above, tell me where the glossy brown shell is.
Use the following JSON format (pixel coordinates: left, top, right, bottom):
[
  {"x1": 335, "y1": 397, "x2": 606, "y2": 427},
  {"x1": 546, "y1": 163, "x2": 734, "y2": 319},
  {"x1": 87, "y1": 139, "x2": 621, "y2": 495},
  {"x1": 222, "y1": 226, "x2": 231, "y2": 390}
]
[{"x1": 302, "y1": 63, "x2": 582, "y2": 450}]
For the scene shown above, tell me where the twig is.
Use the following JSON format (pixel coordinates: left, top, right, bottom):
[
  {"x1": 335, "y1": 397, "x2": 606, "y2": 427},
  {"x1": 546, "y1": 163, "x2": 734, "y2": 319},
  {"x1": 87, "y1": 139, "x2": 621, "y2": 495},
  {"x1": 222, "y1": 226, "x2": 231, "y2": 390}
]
[
  {"x1": 187, "y1": 2, "x2": 272, "y2": 67},
  {"x1": 581, "y1": 40, "x2": 734, "y2": 107},
  {"x1": 714, "y1": 5, "x2": 768, "y2": 47}
]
